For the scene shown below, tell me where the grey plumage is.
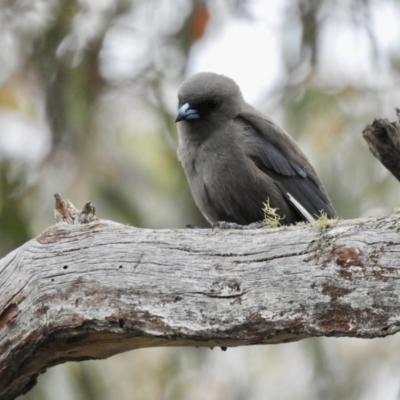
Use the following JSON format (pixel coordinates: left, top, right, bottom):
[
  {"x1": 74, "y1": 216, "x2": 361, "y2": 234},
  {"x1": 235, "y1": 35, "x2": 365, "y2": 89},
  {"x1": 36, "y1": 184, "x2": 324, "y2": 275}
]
[{"x1": 175, "y1": 72, "x2": 336, "y2": 226}]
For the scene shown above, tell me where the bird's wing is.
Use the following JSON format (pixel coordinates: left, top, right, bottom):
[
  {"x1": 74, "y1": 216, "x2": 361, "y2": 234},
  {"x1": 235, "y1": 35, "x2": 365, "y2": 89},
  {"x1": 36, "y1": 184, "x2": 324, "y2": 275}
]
[{"x1": 235, "y1": 112, "x2": 336, "y2": 221}]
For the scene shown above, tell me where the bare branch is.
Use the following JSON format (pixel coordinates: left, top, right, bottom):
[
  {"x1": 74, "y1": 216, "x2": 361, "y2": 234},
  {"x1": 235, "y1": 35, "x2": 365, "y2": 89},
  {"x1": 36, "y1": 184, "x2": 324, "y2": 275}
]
[
  {"x1": 1, "y1": 216, "x2": 400, "y2": 399},
  {"x1": 363, "y1": 109, "x2": 400, "y2": 182}
]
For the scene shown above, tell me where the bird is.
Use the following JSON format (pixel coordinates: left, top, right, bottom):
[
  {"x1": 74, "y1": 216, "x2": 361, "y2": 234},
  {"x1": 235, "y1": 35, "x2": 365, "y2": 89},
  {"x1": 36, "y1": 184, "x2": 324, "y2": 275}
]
[{"x1": 175, "y1": 72, "x2": 336, "y2": 227}]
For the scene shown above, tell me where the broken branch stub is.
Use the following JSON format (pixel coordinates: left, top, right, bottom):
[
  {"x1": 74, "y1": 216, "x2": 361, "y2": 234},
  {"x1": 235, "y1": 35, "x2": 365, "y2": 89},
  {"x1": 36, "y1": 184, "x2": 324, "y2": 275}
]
[
  {"x1": 363, "y1": 108, "x2": 400, "y2": 182},
  {"x1": 54, "y1": 193, "x2": 98, "y2": 224}
]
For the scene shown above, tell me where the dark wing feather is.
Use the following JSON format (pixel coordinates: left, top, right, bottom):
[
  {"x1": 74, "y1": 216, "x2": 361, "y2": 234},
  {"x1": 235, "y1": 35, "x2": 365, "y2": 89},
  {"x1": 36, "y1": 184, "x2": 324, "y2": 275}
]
[{"x1": 234, "y1": 115, "x2": 336, "y2": 221}]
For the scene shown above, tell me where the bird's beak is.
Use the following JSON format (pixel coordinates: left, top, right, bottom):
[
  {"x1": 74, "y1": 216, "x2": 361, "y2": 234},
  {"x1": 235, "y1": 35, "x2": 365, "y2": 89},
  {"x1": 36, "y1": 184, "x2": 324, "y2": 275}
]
[{"x1": 175, "y1": 103, "x2": 200, "y2": 122}]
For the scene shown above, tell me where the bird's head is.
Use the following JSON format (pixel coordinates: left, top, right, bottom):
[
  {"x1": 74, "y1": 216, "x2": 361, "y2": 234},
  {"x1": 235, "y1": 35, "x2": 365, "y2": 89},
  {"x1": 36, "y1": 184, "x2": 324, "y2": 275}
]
[{"x1": 175, "y1": 72, "x2": 243, "y2": 127}]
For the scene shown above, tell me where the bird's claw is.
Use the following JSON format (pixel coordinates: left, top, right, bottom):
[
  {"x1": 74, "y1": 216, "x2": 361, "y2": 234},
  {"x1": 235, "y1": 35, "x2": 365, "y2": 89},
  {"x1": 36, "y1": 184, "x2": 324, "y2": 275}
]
[
  {"x1": 212, "y1": 221, "x2": 263, "y2": 230},
  {"x1": 185, "y1": 224, "x2": 198, "y2": 229}
]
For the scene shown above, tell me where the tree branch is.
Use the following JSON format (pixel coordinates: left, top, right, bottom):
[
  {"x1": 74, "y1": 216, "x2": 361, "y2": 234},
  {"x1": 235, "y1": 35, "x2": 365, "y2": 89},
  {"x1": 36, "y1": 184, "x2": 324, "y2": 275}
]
[
  {"x1": 363, "y1": 108, "x2": 400, "y2": 182},
  {"x1": 2, "y1": 216, "x2": 400, "y2": 399}
]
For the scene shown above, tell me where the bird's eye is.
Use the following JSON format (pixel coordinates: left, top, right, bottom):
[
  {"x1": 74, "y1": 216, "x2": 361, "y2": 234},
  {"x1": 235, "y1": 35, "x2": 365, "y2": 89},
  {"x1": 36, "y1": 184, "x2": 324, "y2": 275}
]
[{"x1": 207, "y1": 100, "x2": 218, "y2": 110}]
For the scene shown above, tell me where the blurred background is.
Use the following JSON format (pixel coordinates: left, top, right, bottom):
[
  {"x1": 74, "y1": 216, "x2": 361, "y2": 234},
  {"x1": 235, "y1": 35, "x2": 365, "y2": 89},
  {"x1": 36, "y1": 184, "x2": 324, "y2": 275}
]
[{"x1": 0, "y1": 0, "x2": 399, "y2": 399}]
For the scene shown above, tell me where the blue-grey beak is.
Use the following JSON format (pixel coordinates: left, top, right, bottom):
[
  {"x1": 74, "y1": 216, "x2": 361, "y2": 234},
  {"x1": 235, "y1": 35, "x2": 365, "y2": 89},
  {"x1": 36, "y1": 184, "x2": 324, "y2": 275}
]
[{"x1": 175, "y1": 103, "x2": 200, "y2": 122}]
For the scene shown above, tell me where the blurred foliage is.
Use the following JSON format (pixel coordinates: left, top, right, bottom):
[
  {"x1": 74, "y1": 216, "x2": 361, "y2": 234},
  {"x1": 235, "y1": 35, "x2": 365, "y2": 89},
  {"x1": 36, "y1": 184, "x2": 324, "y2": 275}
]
[
  {"x1": 0, "y1": 0, "x2": 398, "y2": 399},
  {"x1": 0, "y1": 163, "x2": 31, "y2": 254}
]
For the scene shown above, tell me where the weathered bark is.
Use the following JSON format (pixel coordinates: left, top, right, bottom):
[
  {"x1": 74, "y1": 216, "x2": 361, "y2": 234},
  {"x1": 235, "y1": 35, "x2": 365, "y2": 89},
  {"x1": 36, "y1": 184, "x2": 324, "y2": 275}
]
[
  {"x1": 363, "y1": 108, "x2": 400, "y2": 182},
  {"x1": 1, "y1": 216, "x2": 400, "y2": 400}
]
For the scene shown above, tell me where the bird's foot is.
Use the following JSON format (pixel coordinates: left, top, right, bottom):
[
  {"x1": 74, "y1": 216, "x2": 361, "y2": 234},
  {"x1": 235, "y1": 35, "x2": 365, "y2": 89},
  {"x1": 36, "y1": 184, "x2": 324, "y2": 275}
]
[
  {"x1": 212, "y1": 221, "x2": 264, "y2": 230},
  {"x1": 185, "y1": 224, "x2": 198, "y2": 229}
]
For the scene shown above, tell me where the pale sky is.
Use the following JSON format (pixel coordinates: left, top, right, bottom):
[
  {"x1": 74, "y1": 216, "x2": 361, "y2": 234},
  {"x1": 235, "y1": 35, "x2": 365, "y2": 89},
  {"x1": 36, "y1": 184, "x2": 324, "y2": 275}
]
[{"x1": 189, "y1": 0, "x2": 286, "y2": 104}]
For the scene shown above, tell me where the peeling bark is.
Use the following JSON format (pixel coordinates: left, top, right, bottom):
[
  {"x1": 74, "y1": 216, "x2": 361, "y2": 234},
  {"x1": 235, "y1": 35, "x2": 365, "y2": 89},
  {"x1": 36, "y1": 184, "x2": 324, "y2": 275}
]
[{"x1": 2, "y1": 216, "x2": 400, "y2": 399}]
